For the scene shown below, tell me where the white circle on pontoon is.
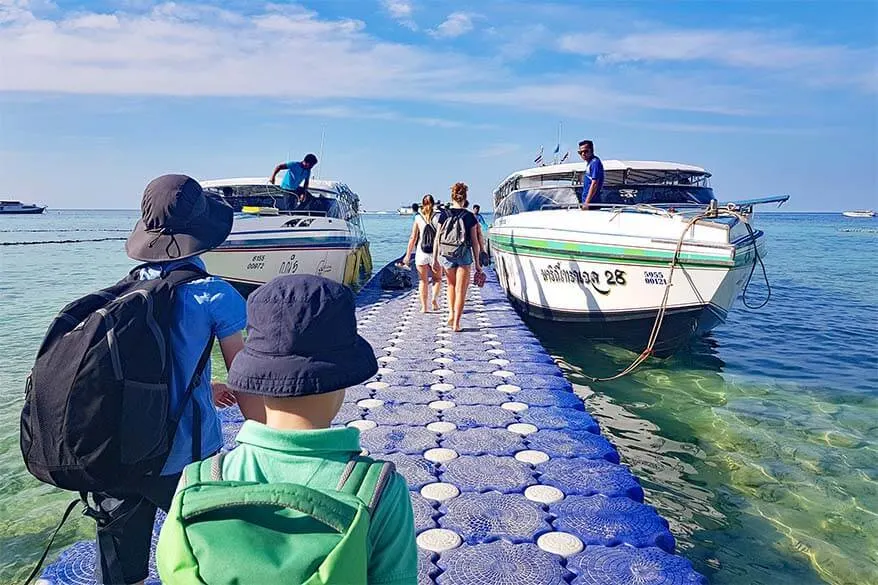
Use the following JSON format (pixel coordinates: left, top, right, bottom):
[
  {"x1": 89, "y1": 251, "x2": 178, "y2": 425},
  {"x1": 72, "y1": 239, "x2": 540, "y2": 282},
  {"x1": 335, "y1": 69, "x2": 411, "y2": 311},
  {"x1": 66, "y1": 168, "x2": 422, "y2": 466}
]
[
  {"x1": 357, "y1": 399, "x2": 384, "y2": 409},
  {"x1": 492, "y1": 370, "x2": 515, "y2": 378},
  {"x1": 483, "y1": 333, "x2": 498, "y2": 338},
  {"x1": 430, "y1": 383, "x2": 455, "y2": 392},
  {"x1": 489, "y1": 359, "x2": 510, "y2": 366},
  {"x1": 427, "y1": 421, "x2": 457, "y2": 433},
  {"x1": 423, "y1": 448, "x2": 458, "y2": 463},
  {"x1": 435, "y1": 339, "x2": 452, "y2": 346},
  {"x1": 431, "y1": 369, "x2": 455, "y2": 377},
  {"x1": 507, "y1": 423, "x2": 538, "y2": 436},
  {"x1": 433, "y1": 357, "x2": 454, "y2": 365},
  {"x1": 376, "y1": 368, "x2": 394, "y2": 375},
  {"x1": 496, "y1": 384, "x2": 521, "y2": 393},
  {"x1": 377, "y1": 356, "x2": 398, "y2": 363},
  {"x1": 346, "y1": 420, "x2": 377, "y2": 431},
  {"x1": 382, "y1": 346, "x2": 400, "y2": 353},
  {"x1": 420, "y1": 482, "x2": 460, "y2": 502},
  {"x1": 437, "y1": 326, "x2": 451, "y2": 332},
  {"x1": 487, "y1": 349, "x2": 506, "y2": 355},
  {"x1": 484, "y1": 341, "x2": 502, "y2": 347},
  {"x1": 524, "y1": 485, "x2": 564, "y2": 504},
  {"x1": 515, "y1": 450, "x2": 550, "y2": 465},
  {"x1": 501, "y1": 401, "x2": 529, "y2": 412},
  {"x1": 537, "y1": 532, "x2": 583, "y2": 557},
  {"x1": 428, "y1": 400, "x2": 455, "y2": 411},
  {"x1": 434, "y1": 348, "x2": 454, "y2": 354},
  {"x1": 436, "y1": 332, "x2": 451, "y2": 338},
  {"x1": 416, "y1": 528, "x2": 462, "y2": 552},
  {"x1": 366, "y1": 381, "x2": 390, "y2": 390}
]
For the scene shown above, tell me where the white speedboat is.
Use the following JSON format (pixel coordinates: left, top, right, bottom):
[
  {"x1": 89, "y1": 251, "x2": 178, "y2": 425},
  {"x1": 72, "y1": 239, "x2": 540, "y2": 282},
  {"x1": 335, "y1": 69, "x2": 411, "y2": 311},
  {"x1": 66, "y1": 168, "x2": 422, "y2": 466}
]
[
  {"x1": 398, "y1": 206, "x2": 415, "y2": 215},
  {"x1": 842, "y1": 210, "x2": 875, "y2": 218},
  {"x1": 200, "y1": 178, "x2": 372, "y2": 295},
  {"x1": 0, "y1": 200, "x2": 46, "y2": 214},
  {"x1": 490, "y1": 160, "x2": 788, "y2": 354}
]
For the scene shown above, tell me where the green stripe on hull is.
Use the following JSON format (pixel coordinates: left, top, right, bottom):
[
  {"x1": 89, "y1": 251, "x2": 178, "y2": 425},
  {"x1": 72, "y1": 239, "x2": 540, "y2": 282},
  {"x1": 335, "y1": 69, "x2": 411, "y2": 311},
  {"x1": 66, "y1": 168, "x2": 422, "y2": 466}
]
[{"x1": 489, "y1": 233, "x2": 753, "y2": 268}]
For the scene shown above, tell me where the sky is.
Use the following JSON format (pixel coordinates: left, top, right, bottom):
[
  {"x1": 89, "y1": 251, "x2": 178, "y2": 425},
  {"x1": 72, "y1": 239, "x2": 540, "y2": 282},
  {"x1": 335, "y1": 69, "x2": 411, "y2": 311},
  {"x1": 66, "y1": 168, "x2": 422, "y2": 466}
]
[{"x1": 0, "y1": 0, "x2": 876, "y2": 212}]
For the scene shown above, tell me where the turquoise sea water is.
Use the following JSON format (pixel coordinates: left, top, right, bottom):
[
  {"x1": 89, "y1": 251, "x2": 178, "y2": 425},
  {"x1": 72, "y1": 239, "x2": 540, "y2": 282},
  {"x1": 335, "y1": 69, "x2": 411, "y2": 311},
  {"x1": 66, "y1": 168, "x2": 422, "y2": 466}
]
[{"x1": 0, "y1": 210, "x2": 876, "y2": 584}]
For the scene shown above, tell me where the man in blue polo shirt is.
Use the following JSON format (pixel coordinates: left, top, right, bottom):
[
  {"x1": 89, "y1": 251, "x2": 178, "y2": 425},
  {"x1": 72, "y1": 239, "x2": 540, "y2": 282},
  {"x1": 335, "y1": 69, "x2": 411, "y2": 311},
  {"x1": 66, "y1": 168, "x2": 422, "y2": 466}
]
[
  {"x1": 578, "y1": 139, "x2": 604, "y2": 208},
  {"x1": 270, "y1": 153, "x2": 318, "y2": 203}
]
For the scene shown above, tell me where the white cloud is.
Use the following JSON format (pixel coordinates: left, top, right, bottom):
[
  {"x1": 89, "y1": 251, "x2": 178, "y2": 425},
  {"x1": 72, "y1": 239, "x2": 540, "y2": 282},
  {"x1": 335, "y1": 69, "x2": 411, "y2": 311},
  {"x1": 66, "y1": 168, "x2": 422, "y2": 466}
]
[
  {"x1": 381, "y1": 0, "x2": 417, "y2": 31},
  {"x1": 476, "y1": 143, "x2": 520, "y2": 158},
  {"x1": 430, "y1": 12, "x2": 474, "y2": 39},
  {"x1": 558, "y1": 28, "x2": 877, "y2": 92},
  {"x1": 296, "y1": 104, "x2": 493, "y2": 129}
]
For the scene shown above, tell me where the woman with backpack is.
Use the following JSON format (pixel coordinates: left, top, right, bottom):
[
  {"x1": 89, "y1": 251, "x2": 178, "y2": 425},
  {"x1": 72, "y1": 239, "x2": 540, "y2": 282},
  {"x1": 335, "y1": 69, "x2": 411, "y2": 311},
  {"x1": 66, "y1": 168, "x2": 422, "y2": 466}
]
[
  {"x1": 402, "y1": 194, "x2": 442, "y2": 312},
  {"x1": 434, "y1": 182, "x2": 483, "y2": 332}
]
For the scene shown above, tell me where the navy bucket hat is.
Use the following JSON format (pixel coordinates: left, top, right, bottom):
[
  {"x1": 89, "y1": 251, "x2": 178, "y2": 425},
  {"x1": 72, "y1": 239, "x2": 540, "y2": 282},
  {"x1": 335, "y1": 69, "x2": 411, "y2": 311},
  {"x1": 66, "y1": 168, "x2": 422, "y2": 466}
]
[{"x1": 227, "y1": 275, "x2": 378, "y2": 397}]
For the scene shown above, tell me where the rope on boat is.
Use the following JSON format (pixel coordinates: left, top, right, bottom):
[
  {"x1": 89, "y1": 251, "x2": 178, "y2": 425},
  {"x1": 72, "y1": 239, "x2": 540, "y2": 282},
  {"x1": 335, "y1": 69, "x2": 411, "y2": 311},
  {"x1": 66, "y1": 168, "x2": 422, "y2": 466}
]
[
  {"x1": 0, "y1": 237, "x2": 127, "y2": 246},
  {"x1": 585, "y1": 204, "x2": 772, "y2": 382}
]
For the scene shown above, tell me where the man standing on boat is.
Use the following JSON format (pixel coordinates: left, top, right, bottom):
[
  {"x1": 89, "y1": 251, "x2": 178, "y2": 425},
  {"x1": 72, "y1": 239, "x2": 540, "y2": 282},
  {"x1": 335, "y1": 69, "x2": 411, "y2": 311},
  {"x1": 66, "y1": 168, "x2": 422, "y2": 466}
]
[
  {"x1": 578, "y1": 140, "x2": 604, "y2": 209},
  {"x1": 270, "y1": 153, "x2": 318, "y2": 208}
]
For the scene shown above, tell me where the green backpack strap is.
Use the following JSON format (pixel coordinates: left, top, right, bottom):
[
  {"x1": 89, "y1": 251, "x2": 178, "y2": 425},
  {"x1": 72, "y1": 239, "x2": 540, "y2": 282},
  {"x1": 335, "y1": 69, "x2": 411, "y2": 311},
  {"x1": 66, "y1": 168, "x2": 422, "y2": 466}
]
[{"x1": 335, "y1": 456, "x2": 396, "y2": 514}]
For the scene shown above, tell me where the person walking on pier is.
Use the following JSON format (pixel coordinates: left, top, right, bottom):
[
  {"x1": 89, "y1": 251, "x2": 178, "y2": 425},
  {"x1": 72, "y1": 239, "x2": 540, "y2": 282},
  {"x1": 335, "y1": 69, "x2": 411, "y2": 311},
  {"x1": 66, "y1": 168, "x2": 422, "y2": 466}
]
[
  {"x1": 402, "y1": 194, "x2": 442, "y2": 312},
  {"x1": 434, "y1": 182, "x2": 483, "y2": 332}
]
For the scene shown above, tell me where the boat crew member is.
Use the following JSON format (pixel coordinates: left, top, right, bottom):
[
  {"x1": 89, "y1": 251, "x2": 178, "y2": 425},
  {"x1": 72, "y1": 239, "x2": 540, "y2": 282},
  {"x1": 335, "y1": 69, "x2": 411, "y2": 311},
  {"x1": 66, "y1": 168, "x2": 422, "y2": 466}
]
[
  {"x1": 270, "y1": 153, "x2": 318, "y2": 207},
  {"x1": 472, "y1": 204, "x2": 490, "y2": 264},
  {"x1": 578, "y1": 139, "x2": 604, "y2": 209}
]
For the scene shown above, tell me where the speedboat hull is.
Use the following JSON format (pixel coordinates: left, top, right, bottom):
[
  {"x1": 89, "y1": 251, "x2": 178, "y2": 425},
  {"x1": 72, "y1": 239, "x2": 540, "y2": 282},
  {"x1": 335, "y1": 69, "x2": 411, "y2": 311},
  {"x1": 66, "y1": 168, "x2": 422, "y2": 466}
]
[
  {"x1": 490, "y1": 209, "x2": 764, "y2": 353},
  {"x1": 203, "y1": 214, "x2": 372, "y2": 295}
]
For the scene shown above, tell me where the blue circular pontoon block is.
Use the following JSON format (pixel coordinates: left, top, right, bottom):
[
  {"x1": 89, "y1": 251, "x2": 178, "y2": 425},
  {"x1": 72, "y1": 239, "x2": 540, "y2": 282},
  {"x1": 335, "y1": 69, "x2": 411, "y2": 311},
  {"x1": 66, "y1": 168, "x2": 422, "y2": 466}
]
[
  {"x1": 441, "y1": 427, "x2": 527, "y2": 456},
  {"x1": 514, "y1": 388, "x2": 584, "y2": 409},
  {"x1": 418, "y1": 547, "x2": 437, "y2": 585},
  {"x1": 518, "y1": 407, "x2": 600, "y2": 433},
  {"x1": 507, "y1": 362, "x2": 564, "y2": 375},
  {"x1": 380, "y1": 371, "x2": 443, "y2": 387},
  {"x1": 40, "y1": 541, "x2": 97, "y2": 585},
  {"x1": 512, "y1": 375, "x2": 573, "y2": 392},
  {"x1": 438, "y1": 492, "x2": 550, "y2": 544},
  {"x1": 551, "y1": 495, "x2": 675, "y2": 551},
  {"x1": 436, "y1": 541, "x2": 567, "y2": 585},
  {"x1": 526, "y1": 429, "x2": 618, "y2": 462},
  {"x1": 361, "y1": 425, "x2": 440, "y2": 455},
  {"x1": 365, "y1": 403, "x2": 439, "y2": 426},
  {"x1": 217, "y1": 405, "x2": 245, "y2": 424},
  {"x1": 411, "y1": 492, "x2": 437, "y2": 534},
  {"x1": 441, "y1": 455, "x2": 535, "y2": 493},
  {"x1": 440, "y1": 360, "x2": 499, "y2": 373},
  {"x1": 442, "y1": 387, "x2": 510, "y2": 406},
  {"x1": 537, "y1": 459, "x2": 644, "y2": 501},
  {"x1": 343, "y1": 384, "x2": 374, "y2": 402},
  {"x1": 221, "y1": 423, "x2": 241, "y2": 451},
  {"x1": 440, "y1": 405, "x2": 518, "y2": 430},
  {"x1": 378, "y1": 452, "x2": 438, "y2": 489},
  {"x1": 567, "y1": 545, "x2": 706, "y2": 585},
  {"x1": 332, "y1": 402, "x2": 364, "y2": 426},
  {"x1": 441, "y1": 373, "x2": 510, "y2": 388},
  {"x1": 374, "y1": 386, "x2": 436, "y2": 405}
]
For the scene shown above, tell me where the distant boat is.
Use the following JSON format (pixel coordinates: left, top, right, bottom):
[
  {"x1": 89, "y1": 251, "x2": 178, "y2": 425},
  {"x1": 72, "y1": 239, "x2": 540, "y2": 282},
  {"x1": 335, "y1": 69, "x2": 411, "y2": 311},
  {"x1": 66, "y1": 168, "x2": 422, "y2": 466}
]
[
  {"x1": 398, "y1": 206, "x2": 415, "y2": 215},
  {"x1": 0, "y1": 200, "x2": 47, "y2": 214},
  {"x1": 842, "y1": 210, "x2": 875, "y2": 218}
]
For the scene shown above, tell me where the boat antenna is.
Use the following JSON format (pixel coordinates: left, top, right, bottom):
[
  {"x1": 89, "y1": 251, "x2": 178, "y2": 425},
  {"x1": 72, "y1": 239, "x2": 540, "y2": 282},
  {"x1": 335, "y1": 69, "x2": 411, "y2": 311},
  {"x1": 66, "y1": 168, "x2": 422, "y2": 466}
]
[
  {"x1": 316, "y1": 126, "x2": 326, "y2": 180},
  {"x1": 555, "y1": 121, "x2": 562, "y2": 165}
]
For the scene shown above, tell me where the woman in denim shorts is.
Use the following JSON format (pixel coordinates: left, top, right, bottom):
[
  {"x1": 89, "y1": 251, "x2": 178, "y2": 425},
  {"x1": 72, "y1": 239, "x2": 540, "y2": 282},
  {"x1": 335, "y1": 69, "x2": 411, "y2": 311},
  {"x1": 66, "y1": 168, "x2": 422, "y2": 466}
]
[{"x1": 433, "y1": 182, "x2": 483, "y2": 332}]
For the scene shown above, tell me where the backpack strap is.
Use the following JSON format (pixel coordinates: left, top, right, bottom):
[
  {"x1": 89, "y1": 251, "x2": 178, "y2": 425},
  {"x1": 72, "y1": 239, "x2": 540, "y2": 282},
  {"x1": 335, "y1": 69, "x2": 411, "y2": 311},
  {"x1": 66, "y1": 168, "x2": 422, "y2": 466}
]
[{"x1": 336, "y1": 456, "x2": 396, "y2": 515}]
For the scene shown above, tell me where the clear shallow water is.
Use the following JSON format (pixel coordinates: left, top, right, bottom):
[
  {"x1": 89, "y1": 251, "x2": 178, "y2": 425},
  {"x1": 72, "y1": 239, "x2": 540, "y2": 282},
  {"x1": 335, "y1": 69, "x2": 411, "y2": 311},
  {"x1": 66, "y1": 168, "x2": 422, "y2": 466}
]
[{"x1": 0, "y1": 211, "x2": 876, "y2": 584}]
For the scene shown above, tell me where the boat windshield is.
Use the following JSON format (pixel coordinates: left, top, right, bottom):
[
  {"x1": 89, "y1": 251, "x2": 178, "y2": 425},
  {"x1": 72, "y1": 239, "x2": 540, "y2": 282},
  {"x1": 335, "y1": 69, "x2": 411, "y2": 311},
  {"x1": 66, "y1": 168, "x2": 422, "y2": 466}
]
[{"x1": 204, "y1": 184, "x2": 361, "y2": 222}]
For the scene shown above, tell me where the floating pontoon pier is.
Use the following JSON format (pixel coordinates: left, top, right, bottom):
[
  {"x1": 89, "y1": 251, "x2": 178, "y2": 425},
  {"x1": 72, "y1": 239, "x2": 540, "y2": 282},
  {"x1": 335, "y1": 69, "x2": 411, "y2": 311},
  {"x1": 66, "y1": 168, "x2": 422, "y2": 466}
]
[{"x1": 40, "y1": 265, "x2": 705, "y2": 585}]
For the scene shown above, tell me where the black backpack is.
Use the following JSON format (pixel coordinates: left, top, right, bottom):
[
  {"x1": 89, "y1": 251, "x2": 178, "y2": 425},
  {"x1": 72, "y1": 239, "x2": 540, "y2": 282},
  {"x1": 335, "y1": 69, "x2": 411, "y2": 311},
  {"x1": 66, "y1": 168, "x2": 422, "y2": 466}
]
[
  {"x1": 419, "y1": 214, "x2": 437, "y2": 254},
  {"x1": 20, "y1": 264, "x2": 215, "y2": 494},
  {"x1": 381, "y1": 263, "x2": 413, "y2": 290},
  {"x1": 438, "y1": 209, "x2": 470, "y2": 259}
]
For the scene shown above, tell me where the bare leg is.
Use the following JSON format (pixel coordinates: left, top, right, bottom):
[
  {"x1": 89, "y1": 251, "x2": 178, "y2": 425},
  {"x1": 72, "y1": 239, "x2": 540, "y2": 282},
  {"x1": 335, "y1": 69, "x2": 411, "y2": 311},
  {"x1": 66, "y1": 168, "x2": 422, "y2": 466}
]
[
  {"x1": 431, "y1": 266, "x2": 441, "y2": 311},
  {"x1": 445, "y1": 266, "x2": 457, "y2": 325},
  {"x1": 452, "y1": 264, "x2": 472, "y2": 332},
  {"x1": 417, "y1": 265, "x2": 430, "y2": 312}
]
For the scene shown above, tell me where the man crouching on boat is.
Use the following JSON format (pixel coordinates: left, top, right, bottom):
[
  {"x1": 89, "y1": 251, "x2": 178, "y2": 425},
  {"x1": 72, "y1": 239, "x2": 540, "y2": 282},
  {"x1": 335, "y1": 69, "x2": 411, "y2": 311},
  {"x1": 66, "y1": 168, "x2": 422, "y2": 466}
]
[{"x1": 578, "y1": 139, "x2": 604, "y2": 209}]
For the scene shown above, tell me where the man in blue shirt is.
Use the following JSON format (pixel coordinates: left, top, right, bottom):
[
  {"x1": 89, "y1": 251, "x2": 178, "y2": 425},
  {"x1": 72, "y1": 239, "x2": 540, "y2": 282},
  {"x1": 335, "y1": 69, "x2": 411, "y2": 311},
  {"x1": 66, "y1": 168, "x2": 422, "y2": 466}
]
[
  {"x1": 94, "y1": 174, "x2": 263, "y2": 585},
  {"x1": 271, "y1": 153, "x2": 318, "y2": 197},
  {"x1": 578, "y1": 139, "x2": 605, "y2": 208}
]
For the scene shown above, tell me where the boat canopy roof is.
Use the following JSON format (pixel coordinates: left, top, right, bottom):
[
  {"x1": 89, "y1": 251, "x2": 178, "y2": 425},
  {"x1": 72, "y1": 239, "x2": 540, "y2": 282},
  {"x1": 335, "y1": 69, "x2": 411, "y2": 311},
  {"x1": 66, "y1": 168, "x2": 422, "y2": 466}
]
[
  {"x1": 498, "y1": 160, "x2": 710, "y2": 190},
  {"x1": 200, "y1": 177, "x2": 354, "y2": 198}
]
